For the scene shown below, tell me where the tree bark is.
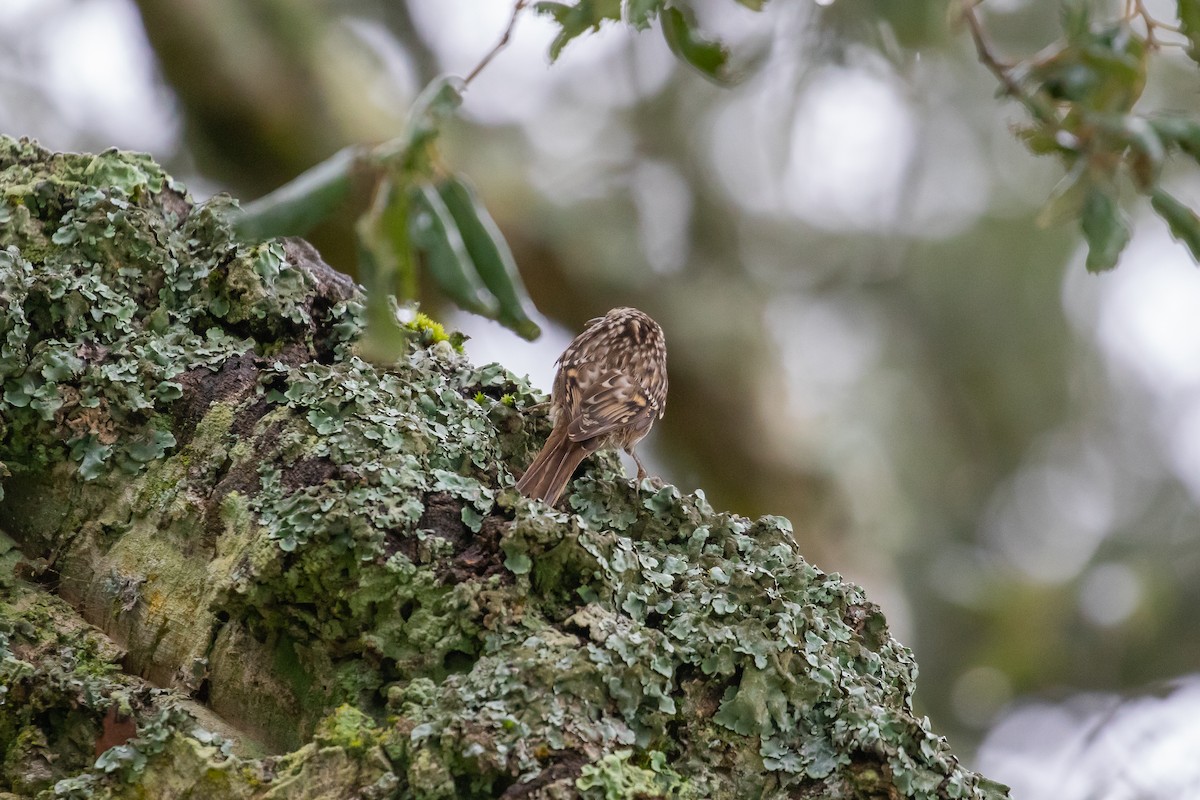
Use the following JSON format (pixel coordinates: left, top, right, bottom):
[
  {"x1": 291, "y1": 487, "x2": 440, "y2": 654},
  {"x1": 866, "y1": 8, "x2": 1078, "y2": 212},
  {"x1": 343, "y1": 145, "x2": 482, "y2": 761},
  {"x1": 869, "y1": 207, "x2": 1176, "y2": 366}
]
[{"x1": 0, "y1": 138, "x2": 1007, "y2": 799}]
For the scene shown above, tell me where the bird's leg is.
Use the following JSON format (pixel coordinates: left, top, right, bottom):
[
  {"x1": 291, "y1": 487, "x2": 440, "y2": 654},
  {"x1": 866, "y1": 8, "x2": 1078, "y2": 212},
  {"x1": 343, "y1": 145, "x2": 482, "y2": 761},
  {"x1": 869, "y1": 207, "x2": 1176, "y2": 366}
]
[{"x1": 627, "y1": 448, "x2": 648, "y2": 482}]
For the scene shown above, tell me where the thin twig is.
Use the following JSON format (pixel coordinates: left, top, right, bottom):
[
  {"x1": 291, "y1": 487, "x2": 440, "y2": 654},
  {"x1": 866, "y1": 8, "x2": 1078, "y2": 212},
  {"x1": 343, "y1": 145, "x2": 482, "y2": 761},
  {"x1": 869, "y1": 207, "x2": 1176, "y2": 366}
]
[
  {"x1": 1130, "y1": 0, "x2": 1161, "y2": 49},
  {"x1": 959, "y1": 0, "x2": 1058, "y2": 127},
  {"x1": 1125, "y1": 0, "x2": 1185, "y2": 49},
  {"x1": 961, "y1": 2, "x2": 1019, "y2": 96},
  {"x1": 464, "y1": 0, "x2": 529, "y2": 85}
]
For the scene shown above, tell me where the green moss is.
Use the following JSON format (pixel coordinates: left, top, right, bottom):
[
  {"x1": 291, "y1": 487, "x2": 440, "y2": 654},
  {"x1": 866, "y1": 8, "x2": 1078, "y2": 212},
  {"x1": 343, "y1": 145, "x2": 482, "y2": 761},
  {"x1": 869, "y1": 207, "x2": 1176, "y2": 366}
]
[
  {"x1": 404, "y1": 311, "x2": 466, "y2": 352},
  {"x1": 312, "y1": 705, "x2": 379, "y2": 756},
  {"x1": 0, "y1": 581, "x2": 135, "y2": 795}
]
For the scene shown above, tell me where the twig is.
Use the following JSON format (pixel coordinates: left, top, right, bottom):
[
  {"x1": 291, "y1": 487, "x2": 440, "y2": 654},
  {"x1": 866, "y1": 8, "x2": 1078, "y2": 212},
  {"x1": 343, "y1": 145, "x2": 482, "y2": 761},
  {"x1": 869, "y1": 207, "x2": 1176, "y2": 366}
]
[
  {"x1": 1124, "y1": 0, "x2": 1184, "y2": 49},
  {"x1": 1129, "y1": 0, "x2": 1160, "y2": 48},
  {"x1": 464, "y1": 0, "x2": 529, "y2": 85},
  {"x1": 959, "y1": 0, "x2": 1058, "y2": 127}
]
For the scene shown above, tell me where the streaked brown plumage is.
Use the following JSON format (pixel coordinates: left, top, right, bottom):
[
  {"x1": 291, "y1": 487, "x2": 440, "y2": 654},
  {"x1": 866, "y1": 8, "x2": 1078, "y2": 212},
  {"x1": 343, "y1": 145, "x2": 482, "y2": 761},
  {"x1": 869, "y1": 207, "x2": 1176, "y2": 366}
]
[{"x1": 516, "y1": 307, "x2": 668, "y2": 505}]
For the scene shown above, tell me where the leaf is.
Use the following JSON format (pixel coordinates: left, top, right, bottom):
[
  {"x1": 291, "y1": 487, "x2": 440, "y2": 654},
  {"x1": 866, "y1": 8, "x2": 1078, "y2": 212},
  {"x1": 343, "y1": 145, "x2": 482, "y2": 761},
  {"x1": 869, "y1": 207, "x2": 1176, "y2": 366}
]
[
  {"x1": 397, "y1": 75, "x2": 466, "y2": 165},
  {"x1": 1149, "y1": 113, "x2": 1200, "y2": 161},
  {"x1": 1092, "y1": 113, "x2": 1165, "y2": 191},
  {"x1": 1079, "y1": 188, "x2": 1129, "y2": 272},
  {"x1": 1035, "y1": 160, "x2": 1089, "y2": 228},
  {"x1": 1060, "y1": 0, "x2": 1092, "y2": 40},
  {"x1": 355, "y1": 179, "x2": 414, "y2": 363},
  {"x1": 235, "y1": 147, "x2": 365, "y2": 241},
  {"x1": 536, "y1": 0, "x2": 622, "y2": 60},
  {"x1": 1122, "y1": 115, "x2": 1164, "y2": 191},
  {"x1": 1016, "y1": 124, "x2": 1076, "y2": 157},
  {"x1": 409, "y1": 183, "x2": 500, "y2": 318},
  {"x1": 661, "y1": 7, "x2": 733, "y2": 84},
  {"x1": 1151, "y1": 188, "x2": 1200, "y2": 263},
  {"x1": 623, "y1": 0, "x2": 662, "y2": 29},
  {"x1": 1179, "y1": 0, "x2": 1200, "y2": 63},
  {"x1": 1030, "y1": 23, "x2": 1146, "y2": 113},
  {"x1": 437, "y1": 176, "x2": 541, "y2": 340}
]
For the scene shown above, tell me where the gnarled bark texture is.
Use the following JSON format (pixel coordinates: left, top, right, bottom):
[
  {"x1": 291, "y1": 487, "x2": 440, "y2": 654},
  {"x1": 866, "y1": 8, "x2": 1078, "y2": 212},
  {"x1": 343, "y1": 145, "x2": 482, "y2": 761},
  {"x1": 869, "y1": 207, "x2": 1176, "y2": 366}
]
[{"x1": 0, "y1": 138, "x2": 1008, "y2": 799}]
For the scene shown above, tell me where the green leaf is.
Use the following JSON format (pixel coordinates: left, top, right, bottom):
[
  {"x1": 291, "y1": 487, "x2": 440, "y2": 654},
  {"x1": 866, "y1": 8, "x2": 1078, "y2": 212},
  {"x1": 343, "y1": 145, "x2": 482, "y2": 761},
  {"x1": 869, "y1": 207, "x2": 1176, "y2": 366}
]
[
  {"x1": 1035, "y1": 160, "x2": 1089, "y2": 228},
  {"x1": 1179, "y1": 0, "x2": 1200, "y2": 63},
  {"x1": 355, "y1": 179, "x2": 414, "y2": 363},
  {"x1": 393, "y1": 75, "x2": 466, "y2": 170},
  {"x1": 409, "y1": 183, "x2": 500, "y2": 319},
  {"x1": 661, "y1": 7, "x2": 732, "y2": 84},
  {"x1": 1123, "y1": 116, "x2": 1164, "y2": 191},
  {"x1": 1151, "y1": 188, "x2": 1200, "y2": 263},
  {"x1": 1149, "y1": 113, "x2": 1200, "y2": 161},
  {"x1": 1029, "y1": 23, "x2": 1145, "y2": 113},
  {"x1": 1080, "y1": 188, "x2": 1129, "y2": 272},
  {"x1": 1093, "y1": 113, "x2": 1165, "y2": 191},
  {"x1": 437, "y1": 176, "x2": 541, "y2": 340},
  {"x1": 536, "y1": 0, "x2": 622, "y2": 60},
  {"x1": 1060, "y1": 1, "x2": 1092, "y2": 40},
  {"x1": 235, "y1": 146, "x2": 365, "y2": 241},
  {"x1": 623, "y1": 0, "x2": 661, "y2": 29}
]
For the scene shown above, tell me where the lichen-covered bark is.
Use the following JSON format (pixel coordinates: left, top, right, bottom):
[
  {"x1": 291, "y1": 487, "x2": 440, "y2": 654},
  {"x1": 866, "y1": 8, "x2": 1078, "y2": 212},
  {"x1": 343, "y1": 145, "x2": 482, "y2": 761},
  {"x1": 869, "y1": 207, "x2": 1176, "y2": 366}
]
[{"x1": 0, "y1": 138, "x2": 1009, "y2": 799}]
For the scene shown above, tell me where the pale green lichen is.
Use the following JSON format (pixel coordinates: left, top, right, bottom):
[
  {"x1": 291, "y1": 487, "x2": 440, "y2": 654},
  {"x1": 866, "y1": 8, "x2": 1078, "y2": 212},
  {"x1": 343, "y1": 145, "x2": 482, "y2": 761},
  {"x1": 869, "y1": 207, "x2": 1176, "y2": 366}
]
[
  {"x1": 0, "y1": 136, "x2": 363, "y2": 485},
  {"x1": 576, "y1": 749, "x2": 692, "y2": 800}
]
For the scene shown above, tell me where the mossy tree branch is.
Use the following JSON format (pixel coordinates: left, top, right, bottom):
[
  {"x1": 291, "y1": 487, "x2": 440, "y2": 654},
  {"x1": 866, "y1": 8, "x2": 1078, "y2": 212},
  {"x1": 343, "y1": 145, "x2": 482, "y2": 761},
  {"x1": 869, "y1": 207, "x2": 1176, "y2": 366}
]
[{"x1": 0, "y1": 139, "x2": 1006, "y2": 799}]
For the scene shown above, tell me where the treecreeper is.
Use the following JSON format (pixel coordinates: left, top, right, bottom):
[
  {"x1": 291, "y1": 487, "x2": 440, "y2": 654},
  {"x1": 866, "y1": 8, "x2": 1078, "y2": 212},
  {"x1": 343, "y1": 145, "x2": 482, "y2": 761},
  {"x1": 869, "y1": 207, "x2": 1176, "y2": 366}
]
[{"x1": 516, "y1": 307, "x2": 668, "y2": 504}]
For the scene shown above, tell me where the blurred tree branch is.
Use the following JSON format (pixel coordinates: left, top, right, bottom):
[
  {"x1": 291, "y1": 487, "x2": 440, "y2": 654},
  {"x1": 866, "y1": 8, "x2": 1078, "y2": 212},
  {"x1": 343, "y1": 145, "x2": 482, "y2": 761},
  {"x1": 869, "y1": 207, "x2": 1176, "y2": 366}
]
[{"x1": 958, "y1": 0, "x2": 1200, "y2": 271}]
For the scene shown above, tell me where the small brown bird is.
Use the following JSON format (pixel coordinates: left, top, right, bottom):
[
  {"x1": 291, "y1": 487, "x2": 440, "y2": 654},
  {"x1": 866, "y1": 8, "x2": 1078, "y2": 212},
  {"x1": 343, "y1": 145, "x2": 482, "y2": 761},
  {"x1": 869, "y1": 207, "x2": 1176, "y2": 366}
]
[{"x1": 516, "y1": 307, "x2": 668, "y2": 505}]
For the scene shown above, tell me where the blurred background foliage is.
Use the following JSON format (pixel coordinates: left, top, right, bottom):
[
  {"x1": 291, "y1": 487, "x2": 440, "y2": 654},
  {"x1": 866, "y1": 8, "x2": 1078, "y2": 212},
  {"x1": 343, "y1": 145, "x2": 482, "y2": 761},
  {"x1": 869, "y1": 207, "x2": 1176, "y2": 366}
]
[{"x1": 5, "y1": 0, "x2": 1200, "y2": 790}]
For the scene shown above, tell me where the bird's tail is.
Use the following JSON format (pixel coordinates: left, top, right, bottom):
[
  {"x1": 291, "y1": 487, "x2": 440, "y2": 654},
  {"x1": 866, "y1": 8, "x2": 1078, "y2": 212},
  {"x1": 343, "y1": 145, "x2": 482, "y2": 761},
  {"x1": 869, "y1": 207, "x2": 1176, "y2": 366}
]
[{"x1": 515, "y1": 422, "x2": 589, "y2": 505}]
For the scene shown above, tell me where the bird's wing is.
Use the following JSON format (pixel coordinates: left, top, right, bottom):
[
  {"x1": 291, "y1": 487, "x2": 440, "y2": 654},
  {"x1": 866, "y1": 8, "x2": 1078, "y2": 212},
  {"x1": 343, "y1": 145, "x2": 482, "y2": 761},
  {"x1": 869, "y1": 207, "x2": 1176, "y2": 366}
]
[{"x1": 566, "y1": 370, "x2": 654, "y2": 444}]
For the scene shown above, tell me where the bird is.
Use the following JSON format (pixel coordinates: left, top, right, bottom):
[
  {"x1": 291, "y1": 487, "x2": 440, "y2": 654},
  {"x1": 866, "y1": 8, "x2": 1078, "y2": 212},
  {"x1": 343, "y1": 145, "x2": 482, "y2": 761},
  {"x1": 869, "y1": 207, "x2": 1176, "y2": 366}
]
[{"x1": 516, "y1": 307, "x2": 668, "y2": 505}]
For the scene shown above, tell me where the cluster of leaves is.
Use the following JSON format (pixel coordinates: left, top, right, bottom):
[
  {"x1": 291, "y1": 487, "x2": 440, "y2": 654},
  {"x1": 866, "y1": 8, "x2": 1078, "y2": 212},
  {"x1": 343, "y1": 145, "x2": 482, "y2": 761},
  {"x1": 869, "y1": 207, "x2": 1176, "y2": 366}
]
[
  {"x1": 233, "y1": 0, "x2": 778, "y2": 358},
  {"x1": 988, "y1": 3, "x2": 1200, "y2": 271},
  {"x1": 235, "y1": 78, "x2": 542, "y2": 359},
  {"x1": 536, "y1": 0, "x2": 764, "y2": 84}
]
